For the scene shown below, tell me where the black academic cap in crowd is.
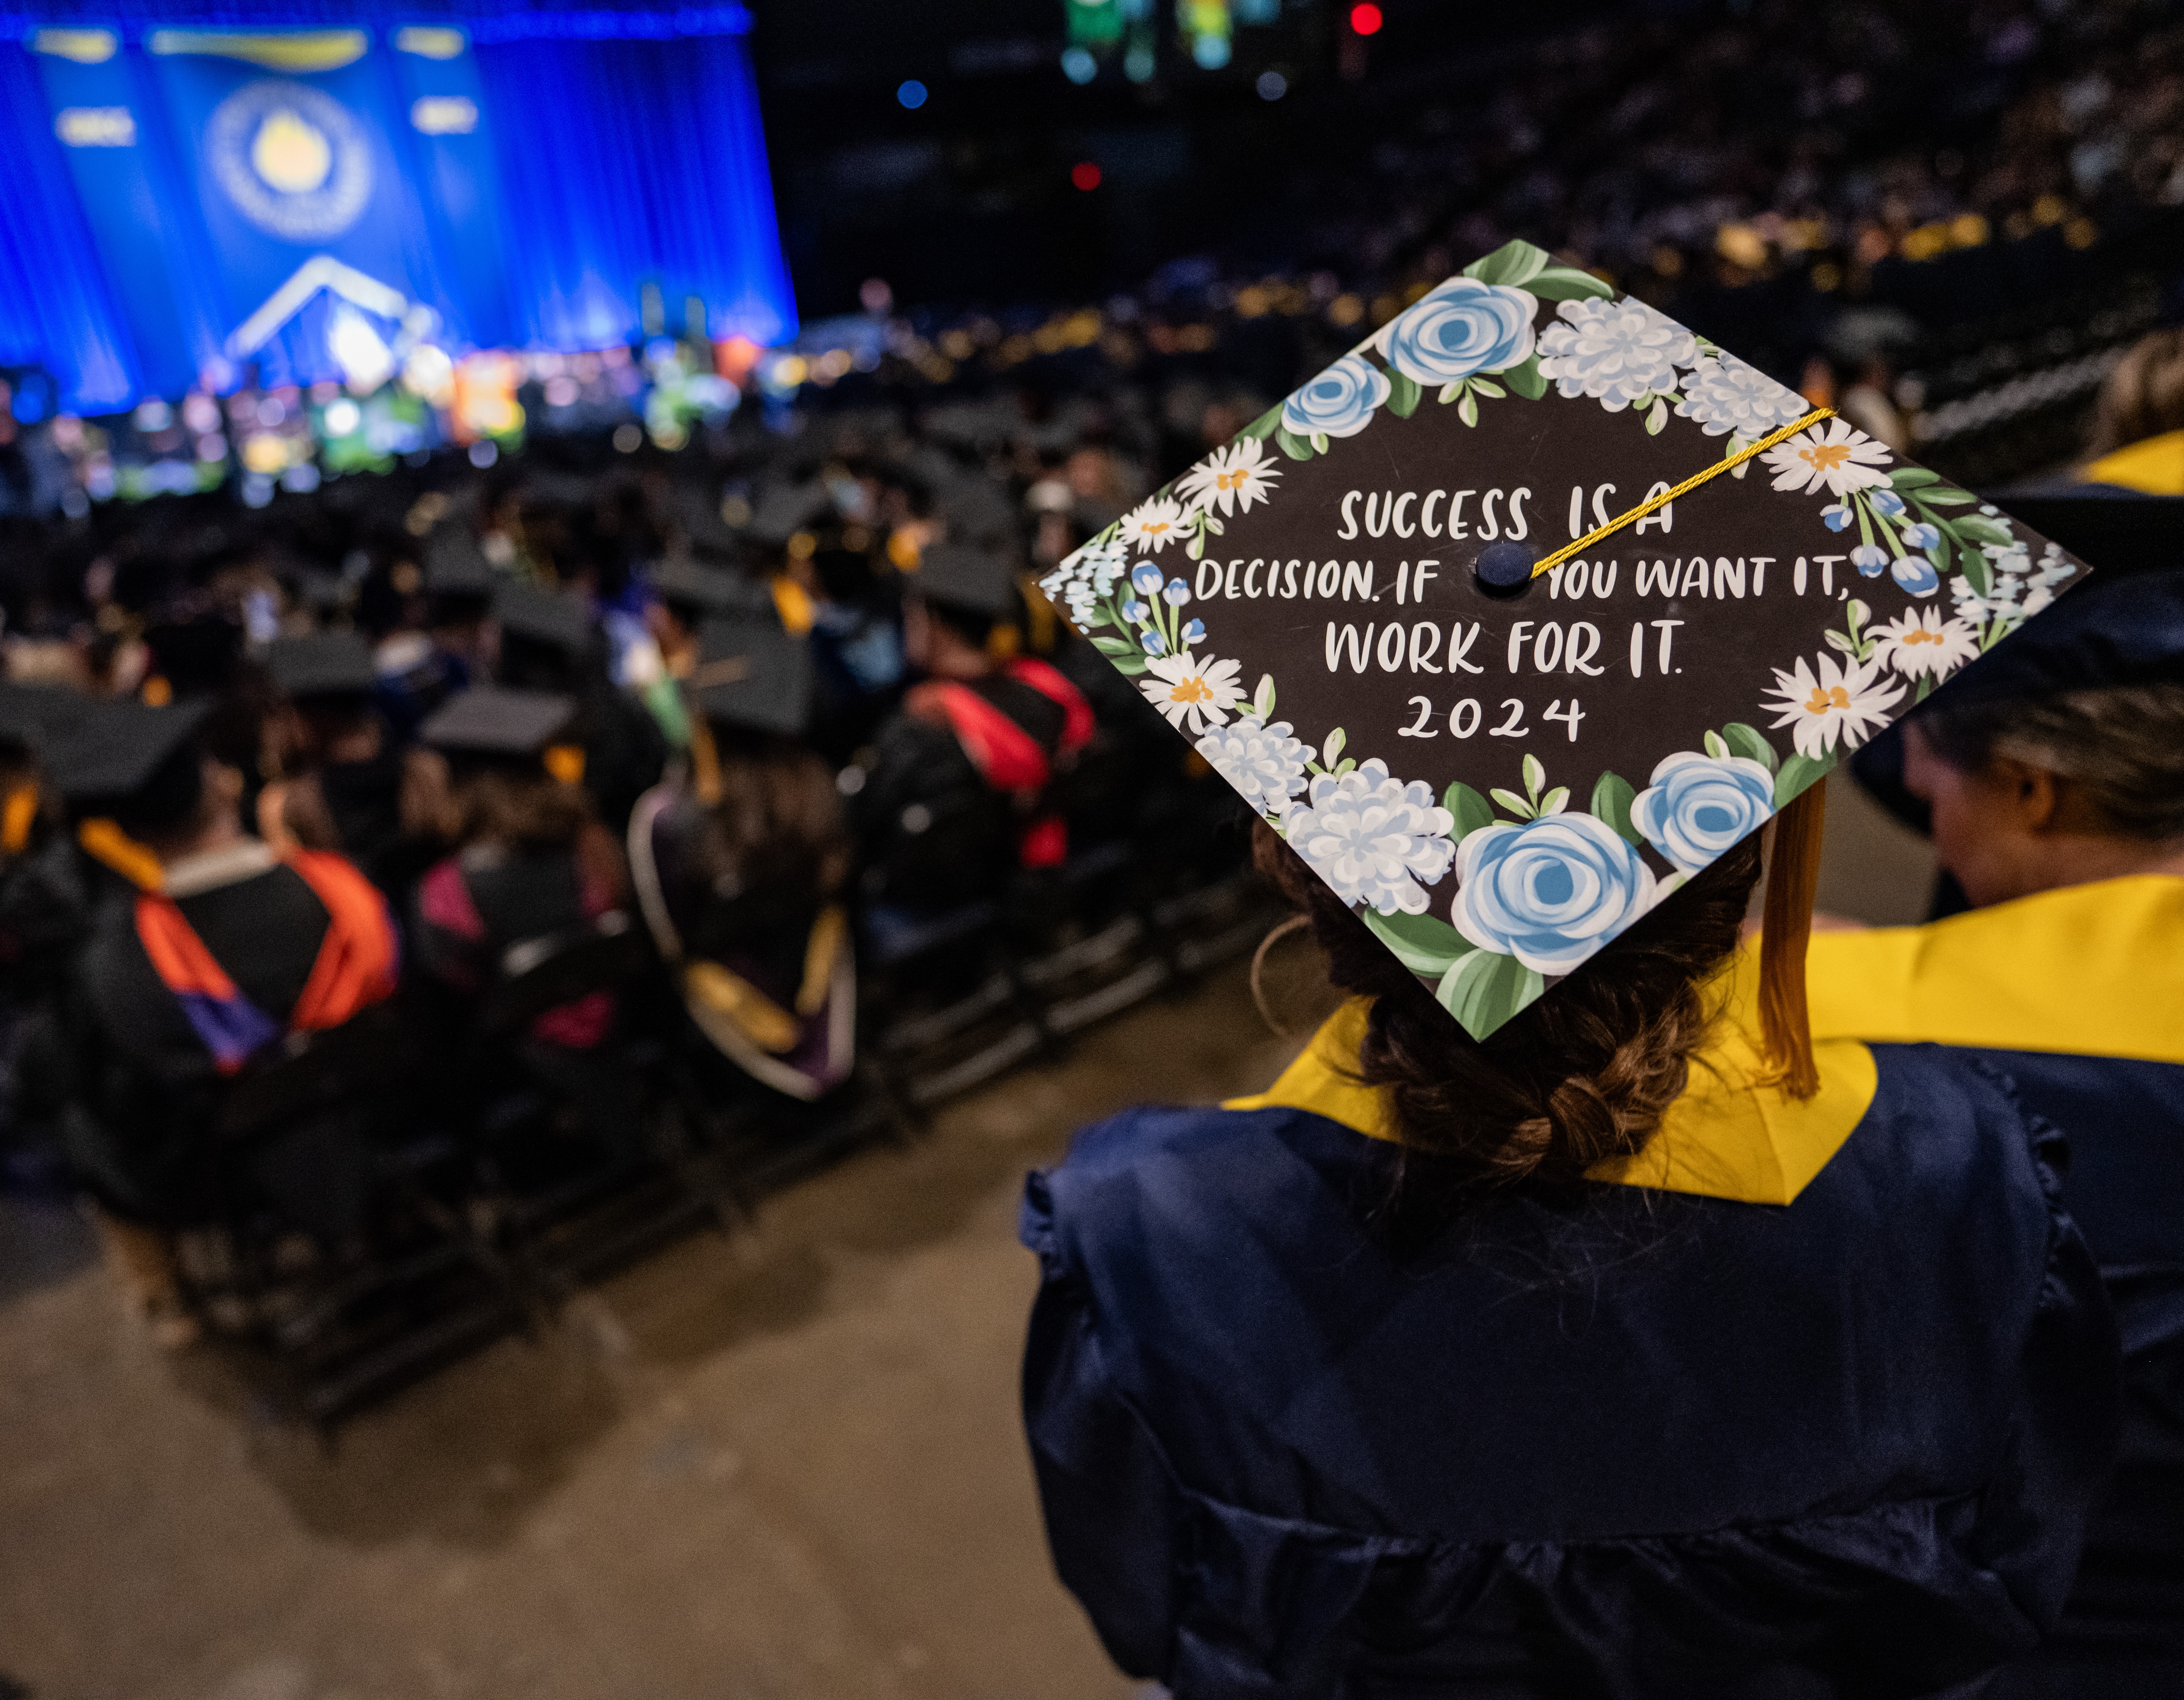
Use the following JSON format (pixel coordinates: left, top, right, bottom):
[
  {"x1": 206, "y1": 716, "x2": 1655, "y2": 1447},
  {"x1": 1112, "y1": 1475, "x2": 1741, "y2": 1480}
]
[
  {"x1": 419, "y1": 686, "x2": 577, "y2": 759},
  {"x1": 687, "y1": 617, "x2": 813, "y2": 738},
  {"x1": 915, "y1": 543, "x2": 1018, "y2": 619},
  {"x1": 1984, "y1": 489, "x2": 2184, "y2": 580},
  {"x1": 0, "y1": 682, "x2": 93, "y2": 752},
  {"x1": 423, "y1": 530, "x2": 497, "y2": 600},
  {"x1": 43, "y1": 698, "x2": 210, "y2": 825},
  {"x1": 1041, "y1": 237, "x2": 2098, "y2": 1040},
  {"x1": 651, "y1": 558, "x2": 770, "y2": 620},
  {"x1": 748, "y1": 480, "x2": 833, "y2": 549},
  {"x1": 142, "y1": 616, "x2": 242, "y2": 697},
  {"x1": 264, "y1": 630, "x2": 377, "y2": 700},
  {"x1": 493, "y1": 581, "x2": 595, "y2": 657},
  {"x1": 668, "y1": 487, "x2": 743, "y2": 561}
]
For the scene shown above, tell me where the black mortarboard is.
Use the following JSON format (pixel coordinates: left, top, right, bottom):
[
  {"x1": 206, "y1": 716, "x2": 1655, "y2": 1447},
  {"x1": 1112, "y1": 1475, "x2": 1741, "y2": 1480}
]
[
  {"x1": 44, "y1": 698, "x2": 211, "y2": 829},
  {"x1": 424, "y1": 530, "x2": 497, "y2": 600},
  {"x1": 748, "y1": 480, "x2": 833, "y2": 549},
  {"x1": 1896, "y1": 566, "x2": 2181, "y2": 706},
  {"x1": 493, "y1": 582, "x2": 595, "y2": 657},
  {"x1": 651, "y1": 558, "x2": 771, "y2": 621},
  {"x1": 915, "y1": 543, "x2": 1018, "y2": 619},
  {"x1": 419, "y1": 686, "x2": 577, "y2": 760},
  {"x1": 1041, "y1": 238, "x2": 2095, "y2": 1040},
  {"x1": 667, "y1": 487, "x2": 743, "y2": 562},
  {"x1": 265, "y1": 631, "x2": 377, "y2": 700},
  {"x1": 0, "y1": 682, "x2": 93, "y2": 753},
  {"x1": 1982, "y1": 489, "x2": 2184, "y2": 581},
  {"x1": 687, "y1": 617, "x2": 813, "y2": 738}
]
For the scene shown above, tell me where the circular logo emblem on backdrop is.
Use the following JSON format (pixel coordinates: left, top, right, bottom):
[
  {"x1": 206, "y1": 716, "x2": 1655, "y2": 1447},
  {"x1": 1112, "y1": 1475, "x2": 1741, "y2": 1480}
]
[{"x1": 206, "y1": 79, "x2": 373, "y2": 242}]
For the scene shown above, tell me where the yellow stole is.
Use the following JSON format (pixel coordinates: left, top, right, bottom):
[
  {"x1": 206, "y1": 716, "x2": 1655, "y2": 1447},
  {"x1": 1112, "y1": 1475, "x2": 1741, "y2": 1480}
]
[
  {"x1": 1225, "y1": 948, "x2": 1878, "y2": 1207},
  {"x1": 1805, "y1": 874, "x2": 2184, "y2": 1062},
  {"x1": 2081, "y1": 429, "x2": 2184, "y2": 496}
]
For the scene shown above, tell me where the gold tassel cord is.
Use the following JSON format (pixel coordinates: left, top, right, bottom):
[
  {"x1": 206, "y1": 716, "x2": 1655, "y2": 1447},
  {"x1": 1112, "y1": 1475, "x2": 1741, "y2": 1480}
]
[{"x1": 1530, "y1": 407, "x2": 1837, "y2": 579}]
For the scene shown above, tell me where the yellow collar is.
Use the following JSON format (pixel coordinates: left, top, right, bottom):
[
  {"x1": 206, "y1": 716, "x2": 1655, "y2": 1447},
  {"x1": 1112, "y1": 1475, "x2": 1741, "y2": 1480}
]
[
  {"x1": 1225, "y1": 951, "x2": 1878, "y2": 1207},
  {"x1": 2081, "y1": 428, "x2": 2184, "y2": 496},
  {"x1": 1807, "y1": 874, "x2": 2184, "y2": 1062}
]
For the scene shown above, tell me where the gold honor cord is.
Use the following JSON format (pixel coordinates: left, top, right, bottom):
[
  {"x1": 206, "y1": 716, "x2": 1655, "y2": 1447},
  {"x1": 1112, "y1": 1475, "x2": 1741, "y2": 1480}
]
[{"x1": 1530, "y1": 407, "x2": 1838, "y2": 579}]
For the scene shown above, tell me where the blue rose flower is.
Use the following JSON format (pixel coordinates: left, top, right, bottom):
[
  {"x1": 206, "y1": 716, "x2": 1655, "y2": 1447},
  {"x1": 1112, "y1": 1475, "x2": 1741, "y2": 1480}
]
[
  {"x1": 1630, "y1": 750, "x2": 1776, "y2": 875},
  {"x1": 1450, "y1": 811, "x2": 1659, "y2": 976},
  {"x1": 1131, "y1": 562, "x2": 1165, "y2": 595},
  {"x1": 1890, "y1": 554, "x2": 1940, "y2": 596},
  {"x1": 1141, "y1": 628, "x2": 1167, "y2": 656},
  {"x1": 1901, "y1": 521, "x2": 1940, "y2": 549},
  {"x1": 1869, "y1": 489, "x2": 1906, "y2": 518},
  {"x1": 1378, "y1": 278, "x2": 1537, "y2": 386},
  {"x1": 1164, "y1": 578, "x2": 1191, "y2": 605},
  {"x1": 1821, "y1": 502, "x2": 1853, "y2": 532},
  {"x1": 1850, "y1": 543, "x2": 1888, "y2": 576},
  {"x1": 1121, "y1": 598, "x2": 1149, "y2": 622},
  {"x1": 1182, "y1": 618, "x2": 1206, "y2": 644},
  {"x1": 1280, "y1": 353, "x2": 1392, "y2": 440}
]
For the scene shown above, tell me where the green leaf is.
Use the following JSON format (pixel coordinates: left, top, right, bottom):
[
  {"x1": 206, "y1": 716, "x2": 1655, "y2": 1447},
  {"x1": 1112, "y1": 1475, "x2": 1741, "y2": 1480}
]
[
  {"x1": 1703, "y1": 729, "x2": 1729, "y2": 759},
  {"x1": 1312, "y1": 431, "x2": 1330, "y2": 454},
  {"x1": 1469, "y1": 377, "x2": 1505, "y2": 399},
  {"x1": 1108, "y1": 654, "x2": 1149, "y2": 676},
  {"x1": 1322, "y1": 725, "x2": 1346, "y2": 765},
  {"x1": 1186, "y1": 532, "x2": 1206, "y2": 560},
  {"x1": 1527, "y1": 266, "x2": 1616, "y2": 302},
  {"x1": 1887, "y1": 466, "x2": 1941, "y2": 488},
  {"x1": 1090, "y1": 635, "x2": 1140, "y2": 656},
  {"x1": 1537, "y1": 785, "x2": 1570, "y2": 815},
  {"x1": 1443, "y1": 781, "x2": 1495, "y2": 840},
  {"x1": 1720, "y1": 722, "x2": 1779, "y2": 772},
  {"x1": 1503, "y1": 353, "x2": 1546, "y2": 400},
  {"x1": 1954, "y1": 514, "x2": 2015, "y2": 547},
  {"x1": 1274, "y1": 426, "x2": 1315, "y2": 461},
  {"x1": 1238, "y1": 403, "x2": 1283, "y2": 441},
  {"x1": 1362, "y1": 907, "x2": 1477, "y2": 977},
  {"x1": 1437, "y1": 949, "x2": 1546, "y2": 1040},
  {"x1": 1489, "y1": 786, "x2": 1534, "y2": 819},
  {"x1": 1915, "y1": 487, "x2": 1977, "y2": 506},
  {"x1": 1438, "y1": 382, "x2": 1464, "y2": 403},
  {"x1": 1458, "y1": 390, "x2": 1479, "y2": 427},
  {"x1": 1333, "y1": 758, "x2": 1356, "y2": 777},
  {"x1": 1520, "y1": 752, "x2": 1545, "y2": 796},
  {"x1": 1253, "y1": 674, "x2": 1276, "y2": 719},
  {"x1": 1385, "y1": 367, "x2": 1423, "y2": 419},
  {"x1": 1462, "y1": 238, "x2": 1550, "y2": 288},
  {"x1": 1645, "y1": 398, "x2": 1667, "y2": 434},
  {"x1": 1589, "y1": 771, "x2": 1640, "y2": 846},
  {"x1": 1774, "y1": 751, "x2": 1837, "y2": 809}
]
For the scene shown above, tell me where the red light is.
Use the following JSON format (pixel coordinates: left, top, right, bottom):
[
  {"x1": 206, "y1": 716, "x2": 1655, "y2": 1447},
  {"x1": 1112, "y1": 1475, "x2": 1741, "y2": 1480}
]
[
  {"x1": 1071, "y1": 161, "x2": 1102, "y2": 192},
  {"x1": 1349, "y1": 2, "x2": 1382, "y2": 33}
]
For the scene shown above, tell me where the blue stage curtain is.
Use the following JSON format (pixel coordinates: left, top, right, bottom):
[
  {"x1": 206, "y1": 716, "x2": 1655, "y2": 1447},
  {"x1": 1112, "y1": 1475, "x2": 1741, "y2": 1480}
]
[
  {"x1": 0, "y1": 41, "x2": 142, "y2": 410},
  {"x1": 475, "y1": 31, "x2": 794, "y2": 349}
]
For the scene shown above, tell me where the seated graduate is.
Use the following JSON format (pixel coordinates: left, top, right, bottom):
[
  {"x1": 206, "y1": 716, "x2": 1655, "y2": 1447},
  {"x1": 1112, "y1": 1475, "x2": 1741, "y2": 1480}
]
[
  {"x1": 852, "y1": 542, "x2": 1093, "y2": 911},
  {"x1": 627, "y1": 617, "x2": 855, "y2": 1100},
  {"x1": 44, "y1": 700, "x2": 399, "y2": 1344},
  {"x1": 492, "y1": 579, "x2": 667, "y2": 837},
  {"x1": 638, "y1": 554, "x2": 773, "y2": 750},
  {"x1": 411, "y1": 685, "x2": 630, "y2": 1054},
  {"x1": 0, "y1": 682, "x2": 97, "y2": 991},
  {"x1": 1809, "y1": 570, "x2": 2184, "y2": 1689},
  {"x1": 255, "y1": 630, "x2": 449, "y2": 897},
  {"x1": 371, "y1": 528, "x2": 497, "y2": 740},
  {"x1": 2076, "y1": 327, "x2": 2184, "y2": 494}
]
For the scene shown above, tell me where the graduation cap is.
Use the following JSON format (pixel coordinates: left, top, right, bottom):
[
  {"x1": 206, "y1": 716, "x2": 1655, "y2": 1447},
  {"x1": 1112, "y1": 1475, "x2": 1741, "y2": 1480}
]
[
  {"x1": 493, "y1": 581, "x2": 596, "y2": 658},
  {"x1": 687, "y1": 616, "x2": 814, "y2": 738},
  {"x1": 43, "y1": 698, "x2": 211, "y2": 833},
  {"x1": 0, "y1": 682, "x2": 93, "y2": 754},
  {"x1": 423, "y1": 530, "x2": 497, "y2": 601},
  {"x1": 419, "y1": 686, "x2": 578, "y2": 762},
  {"x1": 651, "y1": 558, "x2": 772, "y2": 621},
  {"x1": 1041, "y1": 239, "x2": 2097, "y2": 1054},
  {"x1": 264, "y1": 631, "x2": 377, "y2": 700},
  {"x1": 667, "y1": 487, "x2": 744, "y2": 563},
  {"x1": 1979, "y1": 488, "x2": 2184, "y2": 581},
  {"x1": 915, "y1": 543, "x2": 1018, "y2": 621}
]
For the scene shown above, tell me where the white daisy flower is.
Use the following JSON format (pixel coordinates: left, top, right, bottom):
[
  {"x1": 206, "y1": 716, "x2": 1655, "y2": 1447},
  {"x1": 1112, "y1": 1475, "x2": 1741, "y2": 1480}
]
[
  {"x1": 1174, "y1": 436, "x2": 1284, "y2": 518},
  {"x1": 1138, "y1": 649, "x2": 1245, "y2": 734},
  {"x1": 1284, "y1": 758, "x2": 1456, "y2": 915},
  {"x1": 1534, "y1": 297, "x2": 1699, "y2": 411},
  {"x1": 1119, "y1": 494, "x2": 1187, "y2": 554},
  {"x1": 1758, "y1": 417, "x2": 1893, "y2": 499},
  {"x1": 1674, "y1": 351, "x2": 1811, "y2": 439},
  {"x1": 1195, "y1": 716, "x2": 1316, "y2": 816},
  {"x1": 1873, "y1": 608, "x2": 1981, "y2": 681},
  {"x1": 1761, "y1": 652, "x2": 1906, "y2": 760}
]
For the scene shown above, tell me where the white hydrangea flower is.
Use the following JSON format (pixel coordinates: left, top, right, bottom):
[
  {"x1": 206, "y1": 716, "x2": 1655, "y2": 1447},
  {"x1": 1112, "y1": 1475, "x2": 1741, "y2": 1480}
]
[
  {"x1": 1535, "y1": 297, "x2": 1699, "y2": 411},
  {"x1": 1195, "y1": 716, "x2": 1316, "y2": 816},
  {"x1": 1284, "y1": 758, "x2": 1456, "y2": 915},
  {"x1": 1674, "y1": 350, "x2": 1810, "y2": 439}
]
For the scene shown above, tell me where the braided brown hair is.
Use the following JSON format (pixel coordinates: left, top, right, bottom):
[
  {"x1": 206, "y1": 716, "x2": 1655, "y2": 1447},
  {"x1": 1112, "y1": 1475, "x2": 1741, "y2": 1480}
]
[{"x1": 1253, "y1": 818, "x2": 1764, "y2": 1191}]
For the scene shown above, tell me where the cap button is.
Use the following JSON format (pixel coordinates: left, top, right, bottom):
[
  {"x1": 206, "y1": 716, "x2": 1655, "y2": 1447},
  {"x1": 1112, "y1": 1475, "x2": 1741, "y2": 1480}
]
[{"x1": 1474, "y1": 541, "x2": 1537, "y2": 595}]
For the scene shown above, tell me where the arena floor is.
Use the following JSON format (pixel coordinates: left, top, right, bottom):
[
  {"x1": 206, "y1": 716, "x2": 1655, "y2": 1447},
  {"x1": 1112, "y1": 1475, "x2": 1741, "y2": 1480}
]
[{"x1": 0, "y1": 781, "x2": 1931, "y2": 1700}]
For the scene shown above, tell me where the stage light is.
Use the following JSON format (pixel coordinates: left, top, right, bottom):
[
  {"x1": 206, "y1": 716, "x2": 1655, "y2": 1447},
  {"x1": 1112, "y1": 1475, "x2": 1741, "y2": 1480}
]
[
  {"x1": 1257, "y1": 69, "x2": 1286, "y2": 99},
  {"x1": 1071, "y1": 161, "x2": 1102, "y2": 191},
  {"x1": 1060, "y1": 46, "x2": 1097, "y2": 83},
  {"x1": 896, "y1": 79, "x2": 927, "y2": 109},
  {"x1": 321, "y1": 398, "x2": 362, "y2": 436},
  {"x1": 1349, "y1": 2, "x2": 1381, "y2": 33}
]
